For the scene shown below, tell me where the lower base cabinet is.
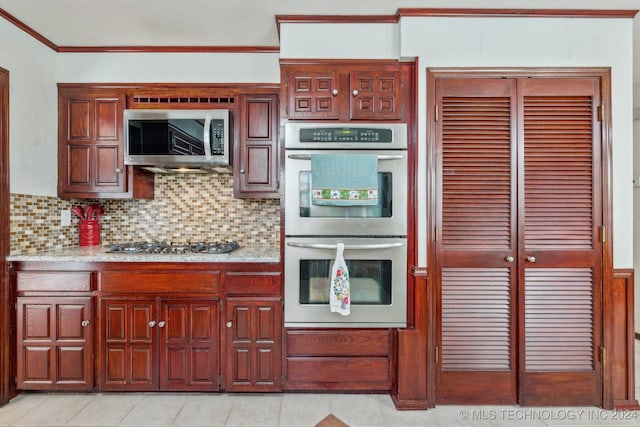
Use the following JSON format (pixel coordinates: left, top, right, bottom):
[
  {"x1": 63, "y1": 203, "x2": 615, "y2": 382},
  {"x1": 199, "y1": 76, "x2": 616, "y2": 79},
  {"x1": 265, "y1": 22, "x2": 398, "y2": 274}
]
[
  {"x1": 224, "y1": 298, "x2": 282, "y2": 391},
  {"x1": 284, "y1": 329, "x2": 392, "y2": 391},
  {"x1": 17, "y1": 297, "x2": 94, "y2": 390},
  {"x1": 101, "y1": 298, "x2": 219, "y2": 391}
]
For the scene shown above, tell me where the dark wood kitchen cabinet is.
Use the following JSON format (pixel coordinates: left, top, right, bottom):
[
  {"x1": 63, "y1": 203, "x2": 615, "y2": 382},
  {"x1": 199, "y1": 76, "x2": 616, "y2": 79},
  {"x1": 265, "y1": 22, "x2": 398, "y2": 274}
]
[
  {"x1": 99, "y1": 270, "x2": 221, "y2": 391},
  {"x1": 101, "y1": 298, "x2": 219, "y2": 391},
  {"x1": 223, "y1": 272, "x2": 282, "y2": 391},
  {"x1": 235, "y1": 93, "x2": 279, "y2": 198},
  {"x1": 281, "y1": 60, "x2": 406, "y2": 121},
  {"x1": 57, "y1": 85, "x2": 154, "y2": 199},
  {"x1": 284, "y1": 329, "x2": 392, "y2": 391},
  {"x1": 15, "y1": 271, "x2": 94, "y2": 390}
]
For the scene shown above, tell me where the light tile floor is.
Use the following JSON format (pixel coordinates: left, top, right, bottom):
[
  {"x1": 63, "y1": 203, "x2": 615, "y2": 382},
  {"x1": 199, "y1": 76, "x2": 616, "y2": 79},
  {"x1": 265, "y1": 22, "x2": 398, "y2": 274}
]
[{"x1": 0, "y1": 345, "x2": 638, "y2": 427}]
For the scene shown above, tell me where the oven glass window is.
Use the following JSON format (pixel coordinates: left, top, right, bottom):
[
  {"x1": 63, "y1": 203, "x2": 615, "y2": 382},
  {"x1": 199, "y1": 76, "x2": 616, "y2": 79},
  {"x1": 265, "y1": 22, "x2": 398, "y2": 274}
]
[
  {"x1": 298, "y1": 172, "x2": 392, "y2": 218},
  {"x1": 299, "y1": 259, "x2": 392, "y2": 305}
]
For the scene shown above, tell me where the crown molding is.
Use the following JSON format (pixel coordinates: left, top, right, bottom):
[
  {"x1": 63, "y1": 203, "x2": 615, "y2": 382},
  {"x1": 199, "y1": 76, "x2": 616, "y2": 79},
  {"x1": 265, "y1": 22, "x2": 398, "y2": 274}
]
[{"x1": 397, "y1": 8, "x2": 638, "y2": 19}]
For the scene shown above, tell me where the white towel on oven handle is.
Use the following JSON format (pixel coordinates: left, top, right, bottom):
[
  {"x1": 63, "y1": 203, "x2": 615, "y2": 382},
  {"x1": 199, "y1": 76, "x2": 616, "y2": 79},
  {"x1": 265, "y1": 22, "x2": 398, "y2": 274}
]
[{"x1": 329, "y1": 243, "x2": 350, "y2": 316}]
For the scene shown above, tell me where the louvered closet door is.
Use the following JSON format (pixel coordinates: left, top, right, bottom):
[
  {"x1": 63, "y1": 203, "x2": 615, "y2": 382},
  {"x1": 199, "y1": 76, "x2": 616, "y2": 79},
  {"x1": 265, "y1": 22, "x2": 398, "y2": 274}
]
[
  {"x1": 518, "y1": 78, "x2": 602, "y2": 406},
  {"x1": 435, "y1": 78, "x2": 518, "y2": 404}
]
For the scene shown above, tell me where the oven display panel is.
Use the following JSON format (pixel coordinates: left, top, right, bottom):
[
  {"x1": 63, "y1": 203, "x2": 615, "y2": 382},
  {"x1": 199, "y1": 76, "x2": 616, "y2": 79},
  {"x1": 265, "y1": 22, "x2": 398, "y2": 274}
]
[{"x1": 299, "y1": 127, "x2": 393, "y2": 143}]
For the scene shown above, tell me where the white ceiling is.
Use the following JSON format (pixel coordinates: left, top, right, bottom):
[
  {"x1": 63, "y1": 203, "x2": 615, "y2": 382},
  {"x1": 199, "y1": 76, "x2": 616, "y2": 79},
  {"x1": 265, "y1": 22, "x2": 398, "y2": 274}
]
[{"x1": 0, "y1": 0, "x2": 638, "y2": 47}]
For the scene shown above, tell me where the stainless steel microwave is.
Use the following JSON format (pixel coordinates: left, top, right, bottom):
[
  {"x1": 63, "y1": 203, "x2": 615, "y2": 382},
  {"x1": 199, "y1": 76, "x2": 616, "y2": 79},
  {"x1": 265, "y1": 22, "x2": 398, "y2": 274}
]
[{"x1": 124, "y1": 109, "x2": 230, "y2": 172}]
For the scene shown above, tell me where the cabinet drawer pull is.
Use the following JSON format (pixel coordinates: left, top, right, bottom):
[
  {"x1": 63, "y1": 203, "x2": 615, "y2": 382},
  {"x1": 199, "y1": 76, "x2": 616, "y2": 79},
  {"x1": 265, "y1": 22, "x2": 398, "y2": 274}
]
[
  {"x1": 115, "y1": 167, "x2": 123, "y2": 173},
  {"x1": 505, "y1": 256, "x2": 514, "y2": 263},
  {"x1": 527, "y1": 256, "x2": 537, "y2": 263},
  {"x1": 352, "y1": 89, "x2": 359, "y2": 96},
  {"x1": 148, "y1": 321, "x2": 156, "y2": 327},
  {"x1": 158, "y1": 321, "x2": 166, "y2": 328},
  {"x1": 226, "y1": 321, "x2": 232, "y2": 328},
  {"x1": 332, "y1": 89, "x2": 338, "y2": 96},
  {"x1": 81, "y1": 320, "x2": 90, "y2": 327}
]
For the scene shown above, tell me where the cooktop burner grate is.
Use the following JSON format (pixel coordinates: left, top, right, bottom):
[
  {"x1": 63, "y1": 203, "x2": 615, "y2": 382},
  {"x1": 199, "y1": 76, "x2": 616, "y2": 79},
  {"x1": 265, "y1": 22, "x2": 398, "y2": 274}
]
[{"x1": 106, "y1": 240, "x2": 240, "y2": 254}]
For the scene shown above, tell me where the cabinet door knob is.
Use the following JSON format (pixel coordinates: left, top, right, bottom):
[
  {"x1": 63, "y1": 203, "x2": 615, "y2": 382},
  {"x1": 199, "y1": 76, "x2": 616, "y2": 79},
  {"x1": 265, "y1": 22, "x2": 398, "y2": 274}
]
[
  {"x1": 332, "y1": 89, "x2": 338, "y2": 96},
  {"x1": 226, "y1": 321, "x2": 232, "y2": 328},
  {"x1": 240, "y1": 169, "x2": 246, "y2": 174},
  {"x1": 115, "y1": 167, "x2": 123, "y2": 173},
  {"x1": 148, "y1": 321, "x2": 156, "y2": 327},
  {"x1": 352, "y1": 89, "x2": 359, "y2": 96},
  {"x1": 527, "y1": 256, "x2": 537, "y2": 263},
  {"x1": 505, "y1": 256, "x2": 514, "y2": 263},
  {"x1": 81, "y1": 320, "x2": 90, "y2": 327},
  {"x1": 158, "y1": 321, "x2": 166, "y2": 328}
]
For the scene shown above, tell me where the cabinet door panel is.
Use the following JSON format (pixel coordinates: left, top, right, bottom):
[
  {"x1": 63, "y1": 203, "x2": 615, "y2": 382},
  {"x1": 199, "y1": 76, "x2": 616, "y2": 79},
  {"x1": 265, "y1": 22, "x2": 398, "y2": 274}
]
[
  {"x1": 23, "y1": 304, "x2": 52, "y2": 339},
  {"x1": 95, "y1": 145, "x2": 121, "y2": 187},
  {"x1": 131, "y1": 347, "x2": 154, "y2": 384},
  {"x1": 68, "y1": 146, "x2": 91, "y2": 185},
  {"x1": 232, "y1": 348, "x2": 251, "y2": 384},
  {"x1": 24, "y1": 347, "x2": 52, "y2": 383},
  {"x1": 236, "y1": 94, "x2": 279, "y2": 197},
  {"x1": 57, "y1": 347, "x2": 86, "y2": 382},
  {"x1": 287, "y1": 71, "x2": 339, "y2": 119},
  {"x1": 244, "y1": 145, "x2": 272, "y2": 185},
  {"x1": 349, "y1": 71, "x2": 402, "y2": 120},
  {"x1": 68, "y1": 99, "x2": 91, "y2": 140},
  {"x1": 159, "y1": 300, "x2": 218, "y2": 390},
  {"x1": 95, "y1": 98, "x2": 120, "y2": 141},
  {"x1": 18, "y1": 297, "x2": 93, "y2": 390},
  {"x1": 225, "y1": 297, "x2": 281, "y2": 391},
  {"x1": 101, "y1": 299, "x2": 157, "y2": 390},
  {"x1": 57, "y1": 303, "x2": 86, "y2": 340}
]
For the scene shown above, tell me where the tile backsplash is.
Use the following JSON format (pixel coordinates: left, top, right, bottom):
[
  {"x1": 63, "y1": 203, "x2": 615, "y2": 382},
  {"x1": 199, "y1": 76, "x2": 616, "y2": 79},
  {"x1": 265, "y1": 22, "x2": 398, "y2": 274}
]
[{"x1": 10, "y1": 174, "x2": 280, "y2": 255}]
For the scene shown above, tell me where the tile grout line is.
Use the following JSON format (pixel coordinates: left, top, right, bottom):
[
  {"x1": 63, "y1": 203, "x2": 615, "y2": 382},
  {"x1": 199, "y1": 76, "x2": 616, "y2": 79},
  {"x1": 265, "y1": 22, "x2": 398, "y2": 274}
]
[{"x1": 63, "y1": 394, "x2": 96, "y2": 426}]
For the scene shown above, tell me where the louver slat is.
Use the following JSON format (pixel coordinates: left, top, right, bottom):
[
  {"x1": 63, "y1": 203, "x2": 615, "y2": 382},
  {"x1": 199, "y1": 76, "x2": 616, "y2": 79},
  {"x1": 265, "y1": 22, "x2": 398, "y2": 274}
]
[
  {"x1": 442, "y1": 268, "x2": 511, "y2": 370},
  {"x1": 524, "y1": 268, "x2": 594, "y2": 371},
  {"x1": 523, "y1": 96, "x2": 593, "y2": 249},
  {"x1": 441, "y1": 97, "x2": 512, "y2": 249}
]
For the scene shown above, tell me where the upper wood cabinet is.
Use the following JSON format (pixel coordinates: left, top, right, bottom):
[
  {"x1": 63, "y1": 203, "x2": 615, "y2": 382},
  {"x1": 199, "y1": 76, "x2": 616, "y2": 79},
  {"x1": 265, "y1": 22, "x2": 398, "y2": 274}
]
[
  {"x1": 281, "y1": 61, "x2": 406, "y2": 121},
  {"x1": 235, "y1": 93, "x2": 280, "y2": 198},
  {"x1": 57, "y1": 86, "x2": 154, "y2": 199}
]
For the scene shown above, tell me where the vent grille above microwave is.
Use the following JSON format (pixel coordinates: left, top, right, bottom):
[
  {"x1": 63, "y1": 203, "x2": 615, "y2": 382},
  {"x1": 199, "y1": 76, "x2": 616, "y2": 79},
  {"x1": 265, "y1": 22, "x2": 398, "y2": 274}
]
[{"x1": 131, "y1": 96, "x2": 236, "y2": 107}]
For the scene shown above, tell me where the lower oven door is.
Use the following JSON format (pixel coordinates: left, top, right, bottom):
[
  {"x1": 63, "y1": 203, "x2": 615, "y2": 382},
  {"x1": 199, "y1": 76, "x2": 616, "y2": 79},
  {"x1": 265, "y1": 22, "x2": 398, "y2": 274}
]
[{"x1": 285, "y1": 237, "x2": 407, "y2": 328}]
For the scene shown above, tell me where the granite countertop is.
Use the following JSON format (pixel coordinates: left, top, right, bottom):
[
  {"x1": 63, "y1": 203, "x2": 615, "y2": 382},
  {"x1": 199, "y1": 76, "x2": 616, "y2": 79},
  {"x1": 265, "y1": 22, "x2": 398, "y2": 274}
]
[{"x1": 6, "y1": 244, "x2": 280, "y2": 263}]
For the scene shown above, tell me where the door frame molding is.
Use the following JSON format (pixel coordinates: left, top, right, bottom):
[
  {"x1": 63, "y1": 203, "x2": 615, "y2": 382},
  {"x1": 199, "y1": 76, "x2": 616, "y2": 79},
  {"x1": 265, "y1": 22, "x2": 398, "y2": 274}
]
[
  {"x1": 426, "y1": 67, "x2": 613, "y2": 406},
  {"x1": 0, "y1": 67, "x2": 11, "y2": 406}
]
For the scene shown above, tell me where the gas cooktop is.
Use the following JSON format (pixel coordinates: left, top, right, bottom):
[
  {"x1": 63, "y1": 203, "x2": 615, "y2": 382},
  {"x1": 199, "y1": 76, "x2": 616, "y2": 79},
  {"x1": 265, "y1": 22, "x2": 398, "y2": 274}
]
[{"x1": 106, "y1": 240, "x2": 240, "y2": 255}]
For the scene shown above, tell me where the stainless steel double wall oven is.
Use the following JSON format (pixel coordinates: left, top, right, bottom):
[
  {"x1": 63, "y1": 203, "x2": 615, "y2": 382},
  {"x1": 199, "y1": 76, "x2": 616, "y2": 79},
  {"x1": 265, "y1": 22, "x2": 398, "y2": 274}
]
[{"x1": 284, "y1": 122, "x2": 408, "y2": 327}]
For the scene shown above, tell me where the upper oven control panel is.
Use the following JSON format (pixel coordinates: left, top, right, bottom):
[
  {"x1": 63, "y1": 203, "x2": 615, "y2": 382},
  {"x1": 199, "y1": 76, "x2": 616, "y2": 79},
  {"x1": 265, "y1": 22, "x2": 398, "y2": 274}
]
[
  {"x1": 285, "y1": 122, "x2": 407, "y2": 150},
  {"x1": 299, "y1": 127, "x2": 393, "y2": 143}
]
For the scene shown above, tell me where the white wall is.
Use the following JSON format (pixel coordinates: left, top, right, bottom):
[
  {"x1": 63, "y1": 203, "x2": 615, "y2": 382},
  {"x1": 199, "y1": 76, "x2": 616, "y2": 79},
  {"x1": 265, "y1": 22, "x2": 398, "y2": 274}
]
[
  {"x1": 281, "y1": 17, "x2": 635, "y2": 269},
  {"x1": 56, "y1": 52, "x2": 280, "y2": 83},
  {"x1": 0, "y1": 20, "x2": 58, "y2": 196}
]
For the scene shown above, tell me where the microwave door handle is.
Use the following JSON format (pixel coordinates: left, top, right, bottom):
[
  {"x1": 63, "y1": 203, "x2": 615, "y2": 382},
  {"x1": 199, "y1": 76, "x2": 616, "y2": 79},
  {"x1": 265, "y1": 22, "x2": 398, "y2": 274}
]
[
  {"x1": 287, "y1": 242, "x2": 404, "y2": 250},
  {"x1": 203, "y1": 116, "x2": 212, "y2": 159},
  {"x1": 287, "y1": 154, "x2": 405, "y2": 161}
]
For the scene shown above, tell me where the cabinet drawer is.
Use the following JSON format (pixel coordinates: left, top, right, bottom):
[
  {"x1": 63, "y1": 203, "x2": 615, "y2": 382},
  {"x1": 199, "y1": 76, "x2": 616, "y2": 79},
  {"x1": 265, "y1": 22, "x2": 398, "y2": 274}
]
[
  {"x1": 17, "y1": 271, "x2": 92, "y2": 292},
  {"x1": 100, "y1": 271, "x2": 221, "y2": 294},
  {"x1": 285, "y1": 329, "x2": 391, "y2": 357},
  {"x1": 225, "y1": 272, "x2": 281, "y2": 295},
  {"x1": 285, "y1": 356, "x2": 391, "y2": 390}
]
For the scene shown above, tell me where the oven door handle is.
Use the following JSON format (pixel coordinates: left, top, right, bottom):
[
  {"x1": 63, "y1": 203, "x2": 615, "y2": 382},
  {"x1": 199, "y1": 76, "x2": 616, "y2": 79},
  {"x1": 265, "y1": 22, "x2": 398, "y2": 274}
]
[
  {"x1": 287, "y1": 154, "x2": 404, "y2": 161},
  {"x1": 287, "y1": 242, "x2": 404, "y2": 250}
]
